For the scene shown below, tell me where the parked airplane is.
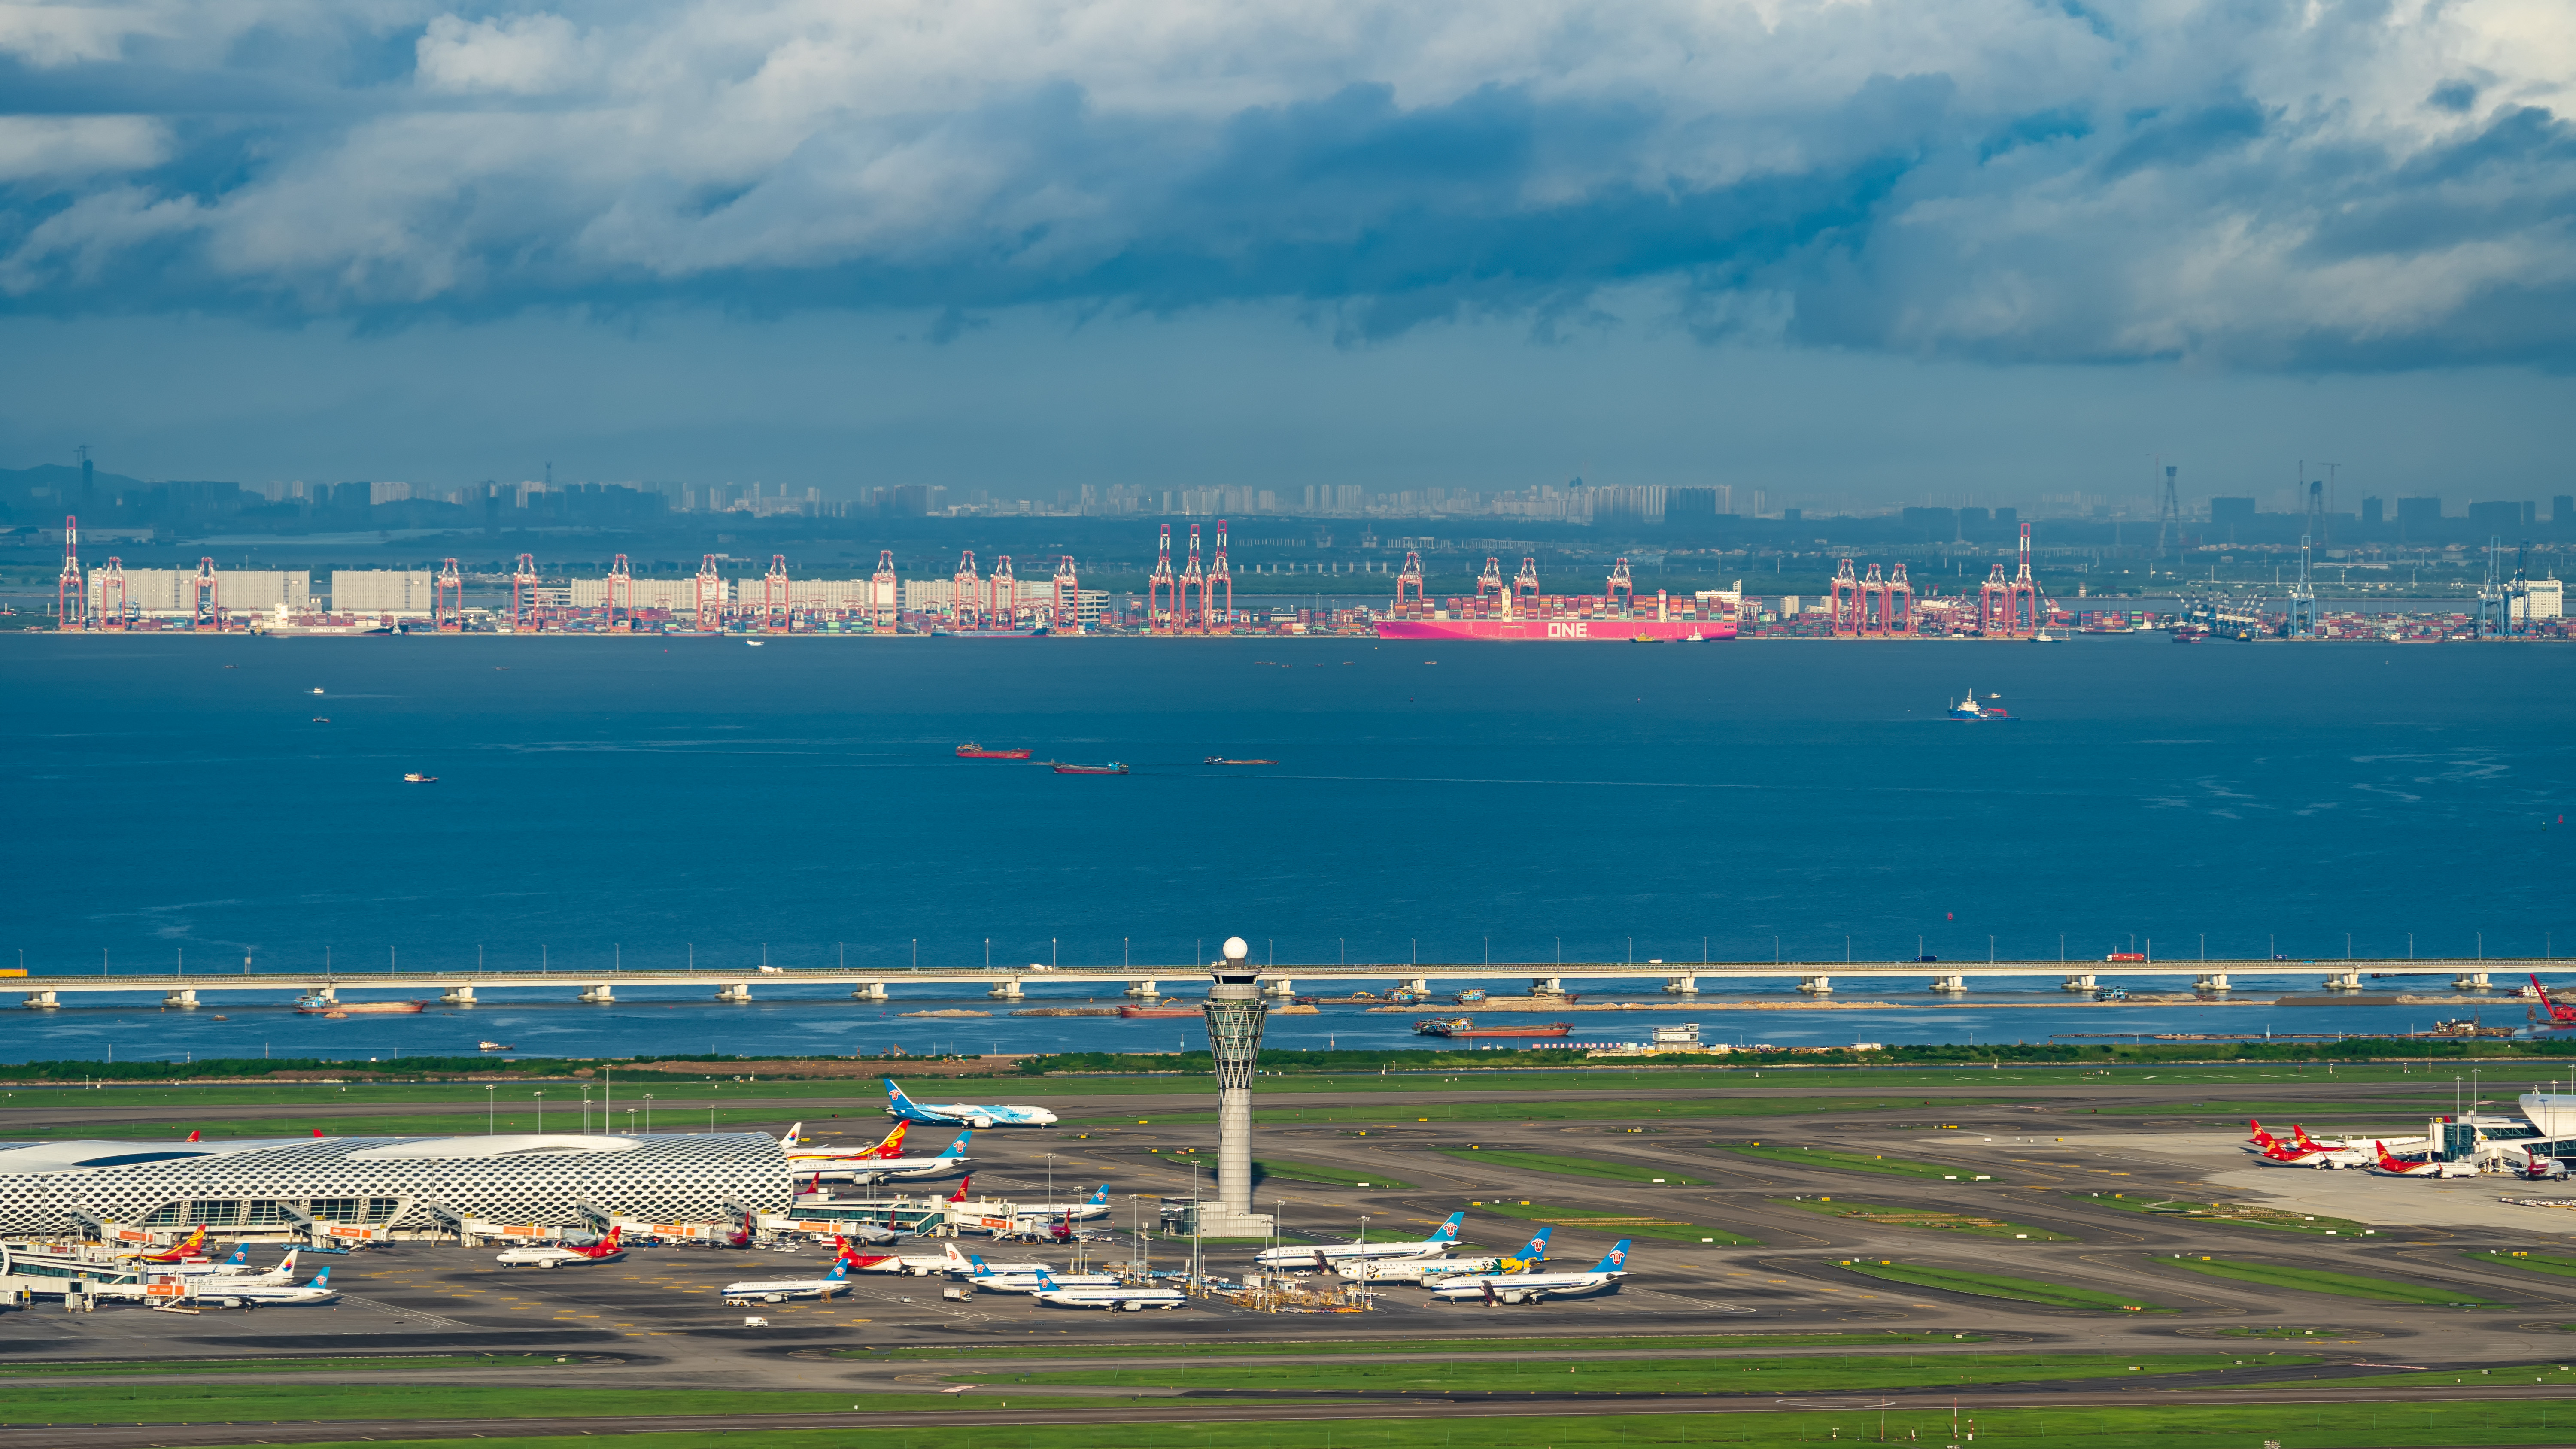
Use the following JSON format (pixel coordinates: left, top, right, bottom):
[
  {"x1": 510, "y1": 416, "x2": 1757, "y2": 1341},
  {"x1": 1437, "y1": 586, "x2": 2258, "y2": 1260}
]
[
  {"x1": 964, "y1": 1259, "x2": 1121, "y2": 1294},
  {"x1": 2243, "y1": 1119, "x2": 2285, "y2": 1154},
  {"x1": 497, "y1": 1227, "x2": 627, "y2": 1268},
  {"x1": 2253, "y1": 1129, "x2": 2368, "y2": 1169},
  {"x1": 836, "y1": 1236, "x2": 953, "y2": 1275},
  {"x1": 1010, "y1": 1185, "x2": 1112, "y2": 1225},
  {"x1": 942, "y1": 1242, "x2": 1054, "y2": 1277},
  {"x1": 203, "y1": 1266, "x2": 340, "y2": 1308},
  {"x1": 134, "y1": 1227, "x2": 209, "y2": 1264},
  {"x1": 723, "y1": 1260, "x2": 854, "y2": 1303},
  {"x1": 2369, "y1": 1140, "x2": 2479, "y2": 1178},
  {"x1": 2520, "y1": 1146, "x2": 2571, "y2": 1180},
  {"x1": 1254, "y1": 1212, "x2": 1465, "y2": 1270},
  {"x1": 1030, "y1": 1270, "x2": 1189, "y2": 1311},
  {"x1": 168, "y1": 1246, "x2": 302, "y2": 1283},
  {"x1": 782, "y1": 1120, "x2": 908, "y2": 1166},
  {"x1": 885, "y1": 1079, "x2": 1059, "y2": 1128},
  {"x1": 1428, "y1": 1240, "x2": 1632, "y2": 1303},
  {"x1": 823, "y1": 1130, "x2": 974, "y2": 1183},
  {"x1": 1347, "y1": 1227, "x2": 1552, "y2": 1283}
]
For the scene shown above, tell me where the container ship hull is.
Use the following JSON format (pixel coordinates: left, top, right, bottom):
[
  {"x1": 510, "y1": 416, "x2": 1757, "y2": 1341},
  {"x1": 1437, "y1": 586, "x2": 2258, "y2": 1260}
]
[
  {"x1": 1413, "y1": 1018, "x2": 1574, "y2": 1038},
  {"x1": 1376, "y1": 618, "x2": 1735, "y2": 642}
]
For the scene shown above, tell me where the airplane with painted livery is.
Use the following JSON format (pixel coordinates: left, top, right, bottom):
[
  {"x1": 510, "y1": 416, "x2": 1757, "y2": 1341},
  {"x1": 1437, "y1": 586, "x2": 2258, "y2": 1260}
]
[
  {"x1": 781, "y1": 1119, "x2": 907, "y2": 1162},
  {"x1": 825, "y1": 1129, "x2": 974, "y2": 1183},
  {"x1": 1428, "y1": 1240, "x2": 1631, "y2": 1303},
  {"x1": 941, "y1": 1241, "x2": 1053, "y2": 1277},
  {"x1": 133, "y1": 1227, "x2": 209, "y2": 1264},
  {"x1": 202, "y1": 1266, "x2": 340, "y2": 1308},
  {"x1": 1253, "y1": 1211, "x2": 1464, "y2": 1270},
  {"x1": 1030, "y1": 1269, "x2": 1189, "y2": 1311},
  {"x1": 962, "y1": 1257, "x2": 1121, "y2": 1294},
  {"x1": 1346, "y1": 1227, "x2": 1552, "y2": 1283},
  {"x1": 835, "y1": 1235, "x2": 953, "y2": 1275},
  {"x1": 497, "y1": 1227, "x2": 627, "y2": 1268},
  {"x1": 2520, "y1": 1145, "x2": 2571, "y2": 1180},
  {"x1": 1009, "y1": 1185, "x2": 1112, "y2": 1226},
  {"x1": 2369, "y1": 1140, "x2": 2479, "y2": 1178},
  {"x1": 723, "y1": 1260, "x2": 854, "y2": 1303},
  {"x1": 167, "y1": 1246, "x2": 302, "y2": 1283},
  {"x1": 884, "y1": 1079, "x2": 1058, "y2": 1129}
]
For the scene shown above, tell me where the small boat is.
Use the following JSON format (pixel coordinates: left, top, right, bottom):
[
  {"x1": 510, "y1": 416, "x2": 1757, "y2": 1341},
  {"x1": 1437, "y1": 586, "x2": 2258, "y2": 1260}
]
[
  {"x1": 308, "y1": 688, "x2": 325, "y2": 695},
  {"x1": 957, "y1": 743, "x2": 1034, "y2": 760},
  {"x1": 1203, "y1": 757, "x2": 1278, "y2": 766},
  {"x1": 2030, "y1": 629, "x2": 2057, "y2": 643},
  {"x1": 311, "y1": 717, "x2": 329, "y2": 723},
  {"x1": 1949, "y1": 687, "x2": 2010, "y2": 721},
  {"x1": 1118, "y1": 1003, "x2": 1202, "y2": 1018},
  {"x1": 403, "y1": 773, "x2": 437, "y2": 782},
  {"x1": 746, "y1": 640, "x2": 764, "y2": 647},
  {"x1": 1054, "y1": 762, "x2": 1128, "y2": 775},
  {"x1": 1454, "y1": 988, "x2": 1487, "y2": 1005},
  {"x1": 479, "y1": 1041, "x2": 515, "y2": 1051}
]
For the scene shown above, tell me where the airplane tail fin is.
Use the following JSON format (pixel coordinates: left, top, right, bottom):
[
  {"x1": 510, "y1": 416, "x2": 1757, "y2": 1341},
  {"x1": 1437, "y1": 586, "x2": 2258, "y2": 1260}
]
[
  {"x1": 2247, "y1": 1118, "x2": 2274, "y2": 1145},
  {"x1": 1034, "y1": 1270, "x2": 1059, "y2": 1290},
  {"x1": 885, "y1": 1079, "x2": 920, "y2": 1116},
  {"x1": 312, "y1": 1267, "x2": 330, "y2": 1288},
  {"x1": 1519, "y1": 1225, "x2": 1552, "y2": 1261},
  {"x1": 186, "y1": 1129, "x2": 201, "y2": 1142},
  {"x1": 783, "y1": 1122, "x2": 804, "y2": 1148},
  {"x1": 278, "y1": 1247, "x2": 299, "y2": 1275},
  {"x1": 876, "y1": 1122, "x2": 911, "y2": 1158},
  {"x1": 940, "y1": 1130, "x2": 972, "y2": 1158},
  {"x1": 942, "y1": 1241, "x2": 969, "y2": 1268},
  {"x1": 1597, "y1": 1240, "x2": 1632, "y2": 1273},
  {"x1": 2373, "y1": 1139, "x2": 2406, "y2": 1171},
  {"x1": 826, "y1": 1261, "x2": 849, "y2": 1281},
  {"x1": 948, "y1": 1175, "x2": 972, "y2": 1203},
  {"x1": 1088, "y1": 1185, "x2": 1109, "y2": 1205},
  {"x1": 1430, "y1": 1211, "x2": 1464, "y2": 1243},
  {"x1": 224, "y1": 1244, "x2": 249, "y2": 1266}
]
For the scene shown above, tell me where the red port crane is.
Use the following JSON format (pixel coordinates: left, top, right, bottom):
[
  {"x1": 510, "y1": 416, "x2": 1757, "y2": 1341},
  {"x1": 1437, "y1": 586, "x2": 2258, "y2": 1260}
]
[
  {"x1": 55, "y1": 515, "x2": 83, "y2": 631},
  {"x1": 1476, "y1": 557, "x2": 1504, "y2": 612},
  {"x1": 1513, "y1": 557, "x2": 1540, "y2": 599},
  {"x1": 1051, "y1": 555, "x2": 1079, "y2": 631},
  {"x1": 950, "y1": 550, "x2": 981, "y2": 630},
  {"x1": 871, "y1": 550, "x2": 899, "y2": 634},
  {"x1": 1394, "y1": 550, "x2": 1426, "y2": 615},
  {"x1": 435, "y1": 558, "x2": 463, "y2": 632},
  {"x1": 763, "y1": 555, "x2": 792, "y2": 632},
  {"x1": 1208, "y1": 519, "x2": 1232, "y2": 627},
  {"x1": 990, "y1": 555, "x2": 1018, "y2": 627},
  {"x1": 513, "y1": 553, "x2": 541, "y2": 631},
  {"x1": 191, "y1": 558, "x2": 222, "y2": 632},
  {"x1": 1178, "y1": 524, "x2": 1206, "y2": 631},
  {"x1": 2009, "y1": 522, "x2": 2041, "y2": 634},
  {"x1": 606, "y1": 554, "x2": 633, "y2": 630},
  {"x1": 1148, "y1": 525, "x2": 1176, "y2": 632},
  {"x1": 695, "y1": 554, "x2": 723, "y2": 633},
  {"x1": 98, "y1": 556, "x2": 126, "y2": 631},
  {"x1": 1886, "y1": 562, "x2": 1914, "y2": 634},
  {"x1": 1607, "y1": 558, "x2": 1635, "y2": 615},
  {"x1": 1829, "y1": 558, "x2": 1862, "y2": 636}
]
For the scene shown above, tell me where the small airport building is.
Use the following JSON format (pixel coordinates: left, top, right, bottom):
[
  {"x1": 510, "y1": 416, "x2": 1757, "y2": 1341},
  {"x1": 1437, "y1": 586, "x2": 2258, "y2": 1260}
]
[{"x1": 0, "y1": 1134, "x2": 792, "y2": 1240}]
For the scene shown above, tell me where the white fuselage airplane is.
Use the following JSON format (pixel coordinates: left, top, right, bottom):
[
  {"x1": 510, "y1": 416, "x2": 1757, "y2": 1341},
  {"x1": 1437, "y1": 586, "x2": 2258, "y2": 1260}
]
[
  {"x1": 1429, "y1": 1240, "x2": 1631, "y2": 1303},
  {"x1": 966, "y1": 1263, "x2": 1121, "y2": 1294},
  {"x1": 723, "y1": 1261, "x2": 853, "y2": 1303},
  {"x1": 1255, "y1": 1212, "x2": 1465, "y2": 1270},
  {"x1": 497, "y1": 1228, "x2": 626, "y2": 1268},
  {"x1": 2368, "y1": 1141, "x2": 2479, "y2": 1178},
  {"x1": 202, "y1": 1267, "x2": 341, "y2": 1307},
  {"x1": 1031, "y1": 1271, "x2": 1188, "y2": 1311},
  {"x1": 1346, "y1": 1228, "x2": 1552, "y2": 1284},
  {"x1": 164, "y1": 1246, "x2": 301, "y2": 1282},
  {"x1": 886, "y1": 1079, "x2": 1058, "y2": 1129},
  {"x1": 1010, "y1": 1185, "x2": 1112, "y2": 1224},
  {"x1": 942, "y1": 1242, "x2": 1051, "y2": 1277}
]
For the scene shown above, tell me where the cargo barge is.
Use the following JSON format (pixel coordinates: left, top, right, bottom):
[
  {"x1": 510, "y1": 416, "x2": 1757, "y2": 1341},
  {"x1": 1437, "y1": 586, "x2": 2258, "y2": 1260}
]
[
  {"x1": 1412, "y1": 1016, "x2": 1574, "y2": 1039},
  {"x1": 1118, "y1": 1003, "x2": 1203, "y2": 1018}
]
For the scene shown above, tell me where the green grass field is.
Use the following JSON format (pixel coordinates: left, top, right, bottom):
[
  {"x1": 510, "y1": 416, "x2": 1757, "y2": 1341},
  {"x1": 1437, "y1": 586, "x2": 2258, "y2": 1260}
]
[
  {"x1": 874, "y1": 1331, "x2": 1986, "y2": 1359},
  {"x1": 1774, "y1": 1198, "x2": 2074, "y2": 1240},
  {"x1": 2252, "y1": 1363, "x2": 2576, "y2": 1389},
  {"x1": 954, "y1": 1352, "x2": 2311, "y2": 1395},
  {"x1": 2081, "y1": 1194, "x2": 2374, "y2": 1236},
  {"x1": 1473, "y1": 1201, "x2": 1758, "y2": 1246},
  {"x1": 0, "y1": 1355, "x2": 572, "y2": 1378},
  {"x1": 2467, "y1": 1249, "x2": 2576, "y2": 1279},
  {"x1": 1719, "y1": 1144, "x2": 1984, "y2": 1178},
  {"x1": 1252, "y1": 1158, "x2": 1418, "y2": 1190},
  {"x1": 2155, "y1": 1256, "x2": 2506, "y2": 1307},
  {"x1": 80, "y1": 1402, "x2": 2576, "y2": 1449},
  {"x1": 1835, "y1": 1260, "x2": 2165, "y2": 1311},
  {"x1": 1436, "y1": 1148, "x2": 1706, "y2": 1183}
]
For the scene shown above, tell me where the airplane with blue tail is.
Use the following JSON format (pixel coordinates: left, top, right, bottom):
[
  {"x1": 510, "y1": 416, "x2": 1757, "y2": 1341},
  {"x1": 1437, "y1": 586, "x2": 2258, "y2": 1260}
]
[
  {"x1": 884, "y1": 1079, "x2": 1057, "y2": 1128},
  {"x1": 1428, "y1": 1239, "x2": 1631, "y2": 1303}
]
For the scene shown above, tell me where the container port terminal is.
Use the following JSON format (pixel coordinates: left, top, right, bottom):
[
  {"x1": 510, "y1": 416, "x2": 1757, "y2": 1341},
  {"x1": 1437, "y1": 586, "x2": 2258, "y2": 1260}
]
[
  {"x1": 13, "y1": 959, "x2": 2563, "y2": 1009},
  {"x1": 30, "y1": 513, "x2": 2570, "y2": 640}
]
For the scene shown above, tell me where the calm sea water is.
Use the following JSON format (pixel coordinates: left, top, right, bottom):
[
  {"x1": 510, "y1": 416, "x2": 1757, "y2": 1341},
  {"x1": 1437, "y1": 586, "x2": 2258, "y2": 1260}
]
[{"x1": 3, "y1": 633, "x2": 2570, "y2": 1064}]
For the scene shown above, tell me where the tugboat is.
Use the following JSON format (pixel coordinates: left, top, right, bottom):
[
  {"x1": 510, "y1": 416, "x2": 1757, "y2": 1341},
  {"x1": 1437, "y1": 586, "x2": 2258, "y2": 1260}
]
[
  {"x1": 402, "y1": 773, "x2": 437, "y2": 782},
  {"x1": 1949, "y1": 687, "x2": 2010, "y2": 721},
  {"x1": 1053, "y1": 761, "x2": 1128, "y2": 775}
]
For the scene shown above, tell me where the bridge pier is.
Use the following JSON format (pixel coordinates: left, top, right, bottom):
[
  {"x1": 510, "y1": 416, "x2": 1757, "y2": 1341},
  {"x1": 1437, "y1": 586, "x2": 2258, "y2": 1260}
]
[
  {"x1": 1264, "y1": 977, "x2": 1297, "y2": 998},
  {"x1": 441, "y1": 984, "x2": 477, "y2": 1006},
  {"x1": 580, "y1": 983, "x2": 616, "y2": 1004},
  {"x1": 988, "y1": 979, "x2": 1024, "y2": 1000},
  {"x1": 24, "y1": 989, "x2": 59, "y2": 1009},
  {"x1": 1124, "y1": 979, "x2": 1161, "y2": 999},
  {"x1": 717, "y1": 982, "x2": 753, "y2": 1003},
  {"x1": 851, "y1": 982, "x2": 889, "y2": 1002},
  {"x1": 1663, "y1": 974, "x2": 1699, "y2": 995},
  {"x1": 1799, "y1": 975, "x2": 1834, "y2": 995},
  {"x1": 162, "y1": 988, "x2": 199, "y2": 1009},
  {"x1": 2322, "y1": 970, "x2": 2363, "y2": 991},
  {"x1": 2194, "y1": 973, "x2": 2232, "y2": 994},
  {"x1": 1929, "y1": 974, "x2": 1968, "y2": 994},
  {"x1": 2454, "y1": 972, "x2": 2494, "y2": 991}
]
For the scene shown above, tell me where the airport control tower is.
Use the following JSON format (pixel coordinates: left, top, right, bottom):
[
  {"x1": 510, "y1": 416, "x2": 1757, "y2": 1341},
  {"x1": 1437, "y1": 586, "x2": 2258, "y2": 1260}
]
[{"x1": 1195, "y1": 937, "x2": 1276, "y2": 1238}]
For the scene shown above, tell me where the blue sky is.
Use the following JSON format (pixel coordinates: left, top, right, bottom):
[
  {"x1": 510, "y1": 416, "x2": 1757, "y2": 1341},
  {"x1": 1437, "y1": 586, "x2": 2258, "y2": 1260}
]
[{"x1": 2, "y1": 0, "x2": 2571, "y2": 504}]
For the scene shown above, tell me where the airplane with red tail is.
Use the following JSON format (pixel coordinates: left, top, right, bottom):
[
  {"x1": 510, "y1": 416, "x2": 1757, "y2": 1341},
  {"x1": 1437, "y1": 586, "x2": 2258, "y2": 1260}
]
[
  {"x1": 137, "y1": 1227, "x2": 208, "y2": 1264},
  {"x1": 496, "y1": 1225, "x2": 626, "y2": 1268},
  {"x1": 2369, "y1": 1139, "x2": 2478, "y2": 1178}
]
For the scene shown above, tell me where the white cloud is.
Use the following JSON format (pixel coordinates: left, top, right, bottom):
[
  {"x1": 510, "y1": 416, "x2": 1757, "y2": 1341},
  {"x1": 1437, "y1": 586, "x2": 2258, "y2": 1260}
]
[
  {"x1": 415, "y1": 12, "x2": 589, "y2": 95},
  {"x1": 0, "y1": 115, "x2": 168, "y2": 179}
]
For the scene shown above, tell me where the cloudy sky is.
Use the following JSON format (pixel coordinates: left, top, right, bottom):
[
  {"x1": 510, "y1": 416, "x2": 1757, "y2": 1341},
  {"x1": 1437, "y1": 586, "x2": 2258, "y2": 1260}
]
[{"x1": 2, "y1": 0, "x2": 2571, "y2": 505}]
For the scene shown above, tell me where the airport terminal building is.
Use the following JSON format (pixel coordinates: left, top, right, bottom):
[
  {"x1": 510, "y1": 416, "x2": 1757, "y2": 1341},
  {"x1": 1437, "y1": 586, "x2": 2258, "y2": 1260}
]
[{"x1": 0, "y1": 1134, "x2": 793, "y2": 1238}]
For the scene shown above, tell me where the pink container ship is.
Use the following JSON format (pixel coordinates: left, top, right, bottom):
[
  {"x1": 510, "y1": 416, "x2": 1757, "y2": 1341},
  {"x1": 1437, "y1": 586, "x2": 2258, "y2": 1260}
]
[{"x1": 1372, "y1": 554, "x2": 1737, "y2": 642}]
